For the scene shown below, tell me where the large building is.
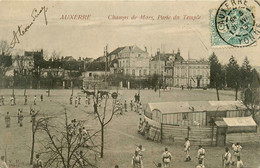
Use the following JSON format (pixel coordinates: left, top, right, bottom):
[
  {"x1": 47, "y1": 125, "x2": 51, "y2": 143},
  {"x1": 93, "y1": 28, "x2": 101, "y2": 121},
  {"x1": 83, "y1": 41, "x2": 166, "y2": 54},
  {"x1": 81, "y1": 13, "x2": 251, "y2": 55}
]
[
  {"x1": 173, "y1": 58, "x2": 210, "y2": 88},
  {"x1": 149, "y1": 49, "x2": 184, "y2": 77},
  {"x1": 109, "y1": 45, "x2": 150, "y2": 77}
]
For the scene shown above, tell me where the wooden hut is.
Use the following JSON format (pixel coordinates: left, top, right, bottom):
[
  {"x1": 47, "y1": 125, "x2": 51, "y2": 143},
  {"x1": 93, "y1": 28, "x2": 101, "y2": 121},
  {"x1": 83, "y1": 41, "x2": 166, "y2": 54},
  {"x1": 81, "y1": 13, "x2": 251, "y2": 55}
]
[
  {"x1": 144, "y1": 101, "x2": 246, "y2": 127},
  {"x1": 215, "y1": 117, "x2": 259, "y2": 146}
]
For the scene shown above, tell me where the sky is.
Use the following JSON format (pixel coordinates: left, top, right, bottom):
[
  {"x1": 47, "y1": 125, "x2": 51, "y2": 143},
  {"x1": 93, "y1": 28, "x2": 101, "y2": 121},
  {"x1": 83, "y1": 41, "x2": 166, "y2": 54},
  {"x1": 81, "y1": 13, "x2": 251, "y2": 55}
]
[{"x1": 0, "y1": 1, "x2": 259, "y2": 66}]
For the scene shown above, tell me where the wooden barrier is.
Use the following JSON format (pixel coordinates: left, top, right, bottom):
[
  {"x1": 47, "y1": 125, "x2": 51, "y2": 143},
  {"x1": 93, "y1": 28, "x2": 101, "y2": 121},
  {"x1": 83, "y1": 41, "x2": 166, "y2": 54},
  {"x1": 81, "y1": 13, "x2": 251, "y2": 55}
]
[
  {"x1": 161, "y1": 124, "x2": 217, "y2": 146},
  {"x1": 226, "y1": 132, "x2": 260, "y2": 144}
]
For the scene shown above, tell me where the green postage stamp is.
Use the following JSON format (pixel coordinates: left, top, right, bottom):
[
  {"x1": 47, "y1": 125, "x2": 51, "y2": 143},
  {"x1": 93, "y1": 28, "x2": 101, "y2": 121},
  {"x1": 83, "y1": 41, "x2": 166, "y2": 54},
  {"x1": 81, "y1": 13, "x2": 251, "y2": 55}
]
[{"x1": 211, "y1": 0, "x2": 259, "y2": 48}]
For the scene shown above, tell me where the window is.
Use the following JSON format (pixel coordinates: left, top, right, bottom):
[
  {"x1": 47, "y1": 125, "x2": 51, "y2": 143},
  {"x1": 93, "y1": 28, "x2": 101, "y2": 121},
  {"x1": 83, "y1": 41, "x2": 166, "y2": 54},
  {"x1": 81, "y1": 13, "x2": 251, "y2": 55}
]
[
  {"x1": 132, "y1": 69, "x2": 135, "y2": 76},
  {"x1": 139, "y1": 70, "x2": 142, "y2": 76},
  {"x1": 126, "y1": 69, "x2": 129, "y2": 74},
  {"x1": 89, "y1": 73, "x2": 92, "y2": 77},
  {"x1": 144, "y1": 69, "x2": 147, "y2": 75},
  {"x1": 123, "y1": 61, "x2": 125, "y2": 67},
  {"x1": 119, "y1": 61, "x2": 121, "y2": 67}
]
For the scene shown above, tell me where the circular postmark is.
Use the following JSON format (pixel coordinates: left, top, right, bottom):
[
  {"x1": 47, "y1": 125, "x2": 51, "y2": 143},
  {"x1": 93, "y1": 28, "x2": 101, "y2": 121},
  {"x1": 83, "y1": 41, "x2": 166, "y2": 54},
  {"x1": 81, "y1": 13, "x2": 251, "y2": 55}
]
[{"x1": 215, "y1": 0, "x2": 256, "y2": 47}]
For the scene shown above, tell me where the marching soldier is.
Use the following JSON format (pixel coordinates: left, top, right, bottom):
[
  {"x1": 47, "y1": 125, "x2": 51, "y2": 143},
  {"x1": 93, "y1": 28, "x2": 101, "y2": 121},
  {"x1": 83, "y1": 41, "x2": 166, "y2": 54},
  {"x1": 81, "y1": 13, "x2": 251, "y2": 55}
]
[
  {"x1": 184, "y1": 138, "x2": 191, "y2": 162},
  {"x1": 33, "y1": 154, "x2": 43, "y2": 168},
  {"x1": 5, "y1": 112, "x2": 11, "y2": 128},
  {"x1": 10, "y1": 96, "x2": 14, "y2": 106},
  {"x1": 132, "y1": 151, "x2": 143, "y2": 168},
  {"x1": 0, "y1": 156, "x2": 8, "y2": 168},
  {"x1": 19, "y1": 111, "x2": 24, "y2": 127},
  {"x1": 236, "y1": 156, "x2": 244, "y2": 168},
  {"x1": 75, "y1": 97, "x2": 78, "y2": 108},
  {"x1": 130, "y1": 100, "x2": 133, "y2": 111},
  {"x1": 34, "y1": 95, "x2": 37, "y2": 105},
  {"x1": 78, "y1": 95, "x2": 81, "y2": 105},
  {"x1": 197, "y1": 145, "x2": 206, "y2": 166},
  {"x1": 70, "y1": 95, "x2": 73, "y2": 105},
  {"x1": 18, "y1": 109, "x2": 21, "y2": 123},
  {"x1": 223, "y1": 147, "x2": 232, "y2": 168},
  {"x1": 124, "y1": 100, "x2": 127, "y2": 112},
  {"x1": 24, "y1": 95, "x2": 28, "y2": 105},
  {"x1": 162, "y1": 147, "x2": 172, "y2": 167},
  {"x1": 232, "y1": 143, "x2": 242, "y2": 165}
]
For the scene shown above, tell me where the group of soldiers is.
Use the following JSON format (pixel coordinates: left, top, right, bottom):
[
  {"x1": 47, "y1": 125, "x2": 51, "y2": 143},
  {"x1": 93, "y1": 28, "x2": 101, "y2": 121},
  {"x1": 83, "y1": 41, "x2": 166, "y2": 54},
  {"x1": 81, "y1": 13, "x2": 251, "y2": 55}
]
[
  {"x1": 70, "y1": 94, "x2": 92, "y2": 108},
  {"x1": 131, "y1": 145, "x2": 174, "y2": 168},
  {"x1": 3, "y1": 94, "x2": 43, "y2": 128},
  {"x1": 222, "y1": 143, "x2": 243, "y2": 168}
]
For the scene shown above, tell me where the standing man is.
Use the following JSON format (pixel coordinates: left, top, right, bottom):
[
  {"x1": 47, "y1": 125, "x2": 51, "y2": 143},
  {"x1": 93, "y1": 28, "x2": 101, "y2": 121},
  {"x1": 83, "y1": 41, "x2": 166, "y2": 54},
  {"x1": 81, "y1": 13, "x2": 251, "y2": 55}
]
[
  {"x1": 24, "y1": 95, "x2": 28, "y2": 105},
  {"x1": 162, "y1": 148, "x2": 172, "y2": 168},
  {"x1": 33, "y1": 154, "x2": 43, "y2": 168},
  {"x1": 78, "y1": 95, "x2": 81, "y2": 105},
  {"x1": 0, "y1": 156, "x2": 8, "y2": 168},
  {"x1": 19, "y1": 111, "x2": 24, "y2": 127},
  {"x1": 1, "y1": 95, "x2": 4, "y2": 105},
  {"x1": 232, "y1": 143, "x2": 242, "y2": 165},
  {"x1": 130, "y1": 100, "x2": 133, "y2": 111},
  {"x1": 10, "y1": 96, "x2": 14, "y2": 106},
  {"x1": 223, "y1": 147, "x2": 232, "y2": 168},
  {"x1": 132, "y1": 151, "x2": 142, "y2": 168},
  {"x1": 70, "y1": 95, "x2": 73, "y2": 105},
  {"x1": 184, "y1": 138, "x2": 191, "y2": 162},
  {"x1": 34, "y1": 95, "x2": 37, "y2": 105},
  {"x1": 5, "y1": 112, "x2": 11, "y2": 128},
  {"x1": 40, "y1": 94, "x2": 43, "y2": 102},
  {"x1": 124, "y1": 100, "x2": 127, "y2": 112},
  {"x1": 197, "y1": 145, "x2": 206, "y2": 166},
  {"x1": 17, "y1": 109, "x2": 21, "y2": 123},
  {"x1": 75, "y1": 97, "x2": 78, "y2": 108}
]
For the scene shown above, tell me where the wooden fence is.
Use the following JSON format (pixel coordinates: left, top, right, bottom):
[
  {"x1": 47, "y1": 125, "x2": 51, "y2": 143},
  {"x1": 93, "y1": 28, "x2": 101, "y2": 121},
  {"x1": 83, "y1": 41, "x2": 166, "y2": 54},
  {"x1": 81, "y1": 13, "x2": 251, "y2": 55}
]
[
  {"x1": 226, "y1": 132, "x2": 260, "y2": 144},
  {"x1": 161, "y1": 124, "x2": 217, "y2": 146}
]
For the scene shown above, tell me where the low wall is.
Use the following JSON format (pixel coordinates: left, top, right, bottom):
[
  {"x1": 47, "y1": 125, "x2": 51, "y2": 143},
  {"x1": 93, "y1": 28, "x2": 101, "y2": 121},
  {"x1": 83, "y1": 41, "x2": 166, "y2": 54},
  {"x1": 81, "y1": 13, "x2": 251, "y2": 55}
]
[{"x1": 162, "y1": 124, "x2": 216, "y2": 146}]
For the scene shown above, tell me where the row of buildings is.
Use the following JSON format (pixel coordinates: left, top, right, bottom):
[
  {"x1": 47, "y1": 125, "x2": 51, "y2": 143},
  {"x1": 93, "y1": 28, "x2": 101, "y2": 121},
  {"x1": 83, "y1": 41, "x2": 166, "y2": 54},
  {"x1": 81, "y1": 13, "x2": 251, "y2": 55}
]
[
  {"x1": 84, "y1": 45, "x2": 210, "y2": 88},
  {"x1": 1, "y1": 45, "x2": 210, "y2": 89}
]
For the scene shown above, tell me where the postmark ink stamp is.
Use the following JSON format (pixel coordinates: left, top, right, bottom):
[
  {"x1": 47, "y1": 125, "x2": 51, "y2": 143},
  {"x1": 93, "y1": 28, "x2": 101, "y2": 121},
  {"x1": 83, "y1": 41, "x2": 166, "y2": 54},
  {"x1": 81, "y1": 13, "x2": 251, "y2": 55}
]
[{"x1": 211, "y1": 0, "x2": 257, "y2": 48}]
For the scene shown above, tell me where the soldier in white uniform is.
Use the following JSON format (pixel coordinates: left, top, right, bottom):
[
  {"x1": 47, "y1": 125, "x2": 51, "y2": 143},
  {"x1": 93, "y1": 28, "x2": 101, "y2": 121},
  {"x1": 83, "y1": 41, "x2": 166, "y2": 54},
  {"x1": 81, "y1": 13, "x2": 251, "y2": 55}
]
[
  {"x1": 223, "y1": 147, "x2": 232, "y2": 168},
  {"x1": 132, "y1": 151, "x2": 143, "y2": 168},
  {"x1": 184, "y1": 138, "x2": 191, "y2": 162},
  {"x1": 162, "y1": 148, "x2": 172, "y2": 168},
  {"x1": 232, "y1": 143, "x2": 242, "y2": 165},
  {"x1": 197, "y1": 145, "x2": 206, "y2": 166}
]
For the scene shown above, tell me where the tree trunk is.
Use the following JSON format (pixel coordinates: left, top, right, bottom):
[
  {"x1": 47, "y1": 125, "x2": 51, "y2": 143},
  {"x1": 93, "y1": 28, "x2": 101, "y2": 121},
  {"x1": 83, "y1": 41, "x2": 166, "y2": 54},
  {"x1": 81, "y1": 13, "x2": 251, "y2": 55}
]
[
  {"x1": 235, "y1": 87, "x2": 238, "y2": 101},
  {"x1": 216, "y1": 88, "x2": 220, "y2": 101},
  {"x1": 30, "y1": 131, "x2": 35, "y2": 165},
  {"x1": 101, "y1": 125, "x2": 104, "y2": 158}
]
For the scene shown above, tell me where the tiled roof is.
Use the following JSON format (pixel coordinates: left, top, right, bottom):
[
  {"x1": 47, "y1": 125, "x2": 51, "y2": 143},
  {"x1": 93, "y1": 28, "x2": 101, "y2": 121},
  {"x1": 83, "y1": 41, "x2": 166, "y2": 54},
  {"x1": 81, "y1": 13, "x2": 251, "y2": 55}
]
[{"x1": 85, "y1": 62, "x2": 106, "y2": 71}]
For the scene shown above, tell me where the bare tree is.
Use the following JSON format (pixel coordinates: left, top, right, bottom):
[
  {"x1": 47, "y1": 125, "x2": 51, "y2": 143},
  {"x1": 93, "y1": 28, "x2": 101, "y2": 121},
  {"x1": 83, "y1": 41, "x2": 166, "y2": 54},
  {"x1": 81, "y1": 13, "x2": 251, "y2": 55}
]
[
  {"x1": 0, "y1": 40, "x2": 12, "y2": 88},
  {"x1": 51, "y1": 50, "x2": 61, "y2": 61},
  {"x1": 38, "y1": 109, "x2": 99, "y2": 168},
  {"x1": 29, "y1": 109, "x2": 53, "y2": 165},
  {"x1": 83, "y1": 87, "x2": 120, "y2": 158}
]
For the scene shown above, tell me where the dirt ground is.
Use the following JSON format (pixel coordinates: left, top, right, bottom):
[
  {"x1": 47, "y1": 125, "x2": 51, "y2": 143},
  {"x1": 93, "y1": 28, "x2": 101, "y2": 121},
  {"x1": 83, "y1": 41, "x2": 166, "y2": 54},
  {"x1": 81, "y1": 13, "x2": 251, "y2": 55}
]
[{"x1": 0, "y1": 88, "x2": 259, "y2": 168}]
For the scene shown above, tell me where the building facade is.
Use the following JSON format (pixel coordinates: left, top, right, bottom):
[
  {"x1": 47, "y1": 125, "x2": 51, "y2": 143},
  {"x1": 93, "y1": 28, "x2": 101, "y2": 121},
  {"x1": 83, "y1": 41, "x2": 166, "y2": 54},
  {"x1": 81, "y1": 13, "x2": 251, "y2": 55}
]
[
  {"x1": 109, "y1": 45, "x2": 150, "y2": 77},
  {"x1": 173, "y1": 59, "x2": 210, "y2": 88}
]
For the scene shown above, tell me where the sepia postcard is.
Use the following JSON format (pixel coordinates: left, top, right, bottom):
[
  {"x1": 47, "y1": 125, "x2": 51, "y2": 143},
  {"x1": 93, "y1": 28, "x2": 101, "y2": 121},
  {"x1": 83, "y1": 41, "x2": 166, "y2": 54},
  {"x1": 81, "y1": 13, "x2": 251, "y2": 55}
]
[{"x1": 0, "y1": 0, "x2": 260, "y2": 168}]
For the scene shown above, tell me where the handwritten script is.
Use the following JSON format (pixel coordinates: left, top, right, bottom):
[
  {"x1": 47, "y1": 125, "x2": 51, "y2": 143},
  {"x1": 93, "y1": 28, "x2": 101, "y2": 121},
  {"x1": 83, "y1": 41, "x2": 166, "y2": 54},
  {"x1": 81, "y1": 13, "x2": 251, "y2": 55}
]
[{"x1": 10, "y1": 6, "x2": 48, "y2": 48}]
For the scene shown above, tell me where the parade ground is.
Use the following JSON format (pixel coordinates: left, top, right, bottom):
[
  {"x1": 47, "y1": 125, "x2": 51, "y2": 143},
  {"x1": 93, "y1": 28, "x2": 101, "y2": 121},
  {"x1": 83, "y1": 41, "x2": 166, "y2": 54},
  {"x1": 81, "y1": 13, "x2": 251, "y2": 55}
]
[{"x1": 0, "y1": 88, "x2": 260, "y2": 168}]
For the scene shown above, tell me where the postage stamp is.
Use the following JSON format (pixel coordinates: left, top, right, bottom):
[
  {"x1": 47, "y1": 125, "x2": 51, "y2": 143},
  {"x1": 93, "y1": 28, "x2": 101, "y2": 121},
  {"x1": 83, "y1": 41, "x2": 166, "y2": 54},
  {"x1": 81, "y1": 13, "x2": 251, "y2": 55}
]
[{"x1": 211, "y1": 0, "x2": 257, "y2": 48}]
